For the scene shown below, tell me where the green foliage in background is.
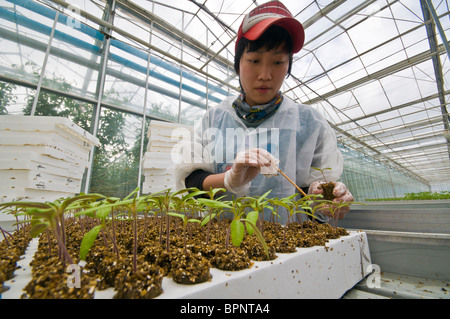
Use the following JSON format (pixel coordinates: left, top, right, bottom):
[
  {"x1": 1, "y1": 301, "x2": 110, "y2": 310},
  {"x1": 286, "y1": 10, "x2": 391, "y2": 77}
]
[{"x1": 366, "y1": 191, "x2": 450, "y2": 201}]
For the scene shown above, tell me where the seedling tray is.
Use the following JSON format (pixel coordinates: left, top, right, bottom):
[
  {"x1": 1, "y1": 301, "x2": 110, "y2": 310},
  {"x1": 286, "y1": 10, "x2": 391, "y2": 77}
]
[
  {"x1": 157, "y1": 231, "x2": 371, "y2": 299},
  {"x1": 90, "y1": 231, "x2": 370, "y2": 299},
  {"x1": 1, "y1": 231, "x2": 370, "y2": 299}
]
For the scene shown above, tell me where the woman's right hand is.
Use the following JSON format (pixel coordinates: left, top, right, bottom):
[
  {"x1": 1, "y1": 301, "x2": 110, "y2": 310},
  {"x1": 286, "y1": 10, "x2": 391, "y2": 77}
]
[{"x1": 224, "y1": 148, "x2": 275, "y2": 194}]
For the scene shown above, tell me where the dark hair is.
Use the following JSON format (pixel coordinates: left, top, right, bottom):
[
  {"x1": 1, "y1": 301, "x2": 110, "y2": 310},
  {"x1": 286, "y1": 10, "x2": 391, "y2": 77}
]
[{"x1": 234, "y1": 25, "x2": 293, "y2": 77}]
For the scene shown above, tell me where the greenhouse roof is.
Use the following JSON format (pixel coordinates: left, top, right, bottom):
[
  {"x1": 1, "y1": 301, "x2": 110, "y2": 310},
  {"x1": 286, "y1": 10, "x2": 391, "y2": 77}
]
[{"x1": 1, "y1": 0, "x2": 449, "y2": 189}]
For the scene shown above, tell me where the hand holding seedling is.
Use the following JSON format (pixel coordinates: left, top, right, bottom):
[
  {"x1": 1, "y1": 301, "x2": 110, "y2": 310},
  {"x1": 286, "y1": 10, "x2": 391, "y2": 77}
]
[{"x1": 308, "y1": 181, "x2": 354, "y2": 220}]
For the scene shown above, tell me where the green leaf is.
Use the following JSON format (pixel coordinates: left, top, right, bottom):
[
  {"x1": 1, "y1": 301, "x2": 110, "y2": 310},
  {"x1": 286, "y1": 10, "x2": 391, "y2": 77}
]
[
  {"x1": 79, "y1": 225, "x2": 102, "y2": 261},
  {"x1": 200, "y1": 213, "x2": 216, "y2": 226},
  {"x1": 245, "y1": 211, "x2": 258, "y2": 235},
  {"x1": 0, "y1": 201, "x2": 51, "y2": 210},
  {"x1": 96, "y1": 206, "x2": 111, "y2": 219},
  {"x1": 123, "y1": 187, "x2": 139, "y2": 200},
  {"x1": 257, "y1": 190, "x2": 272, "y2": 204},
  {"x1": 167, "y1": 212, "x2": 186, "y2": 220},
  {"x1": 60, "y1": 193, "x2": 105, "y2": 212},
  {"x1": 230, "y1": 219, "x2": 245, "y2": 247},
  {"x1": 26, "y1": 207, "x2": 56, "y2": 220},
  {"x1": 196, "y1": 198, "x2": 230, "y2": 209},
  {"x1": 75, "y1": 200, "x2": 131, "y2": 217},
  {"x1": 30, "y1": 222, "x2": 49, "y2": 238}
]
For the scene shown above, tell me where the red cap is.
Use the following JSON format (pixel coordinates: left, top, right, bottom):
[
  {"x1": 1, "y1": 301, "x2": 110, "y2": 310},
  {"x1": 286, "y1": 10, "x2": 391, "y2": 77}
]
[{"x1": 236, "y1": 1, "x2": 305, "y2": 53}]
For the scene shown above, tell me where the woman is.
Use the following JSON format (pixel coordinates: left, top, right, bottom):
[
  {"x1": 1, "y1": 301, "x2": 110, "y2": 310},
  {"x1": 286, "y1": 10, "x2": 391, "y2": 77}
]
[{"x1": 175, "y1": 1, "x2": 353, "y2": 224}]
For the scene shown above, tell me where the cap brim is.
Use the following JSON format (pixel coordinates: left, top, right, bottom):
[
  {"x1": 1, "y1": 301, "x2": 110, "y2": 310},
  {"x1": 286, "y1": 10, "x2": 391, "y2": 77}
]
[{"x1": 243, "y1": 17, "x2": 305, "y2": 53}]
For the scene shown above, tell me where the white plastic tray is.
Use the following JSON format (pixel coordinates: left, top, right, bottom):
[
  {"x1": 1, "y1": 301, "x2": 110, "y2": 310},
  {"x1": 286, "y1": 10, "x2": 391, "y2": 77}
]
[
  {"x1": 142, "y1": 180, "x2": 176, "y2": 193},
  {"x1": 0, "y1": 145, "x2": 90, "y2": 168},
  {"x1": 0, "y1": 115, "x2": 99, "y2": 147},
  {"x1": 0, "y1": 116, "x2": 97, "y2": 203},
  {"x1": 0, "y1": 169, "x2": 81, "y2": 189},
  {"x1": 0, "y1": 151, "x2": 86, "y2": 175},
  {"x1": 0, "y1": 188, "x2": 76, "y2": 203},
  {"x1": 155, "y1": 231, "x2": 371, "y2": 299},
  {"x1": 103, "y1": 231, "x2": 371, "y2": 299},
  {"x1": 141, "y1": 121, "x2": 193, "y2": 194},
  {"x1": 144, "y1": 168, "x2": 173, "y2": 176},
  {"x1": 0, "y1": 231, "x2": 372, "y2": 299},
  {"x1": 0, "y1": 160, "x2": 84, "y2": 179},
  {"x1": 142, "y1": 152, "x2": 176, "y2": 170},
  {"x1": 0, "y1": 132, "x2": 91, "y2": 162}
]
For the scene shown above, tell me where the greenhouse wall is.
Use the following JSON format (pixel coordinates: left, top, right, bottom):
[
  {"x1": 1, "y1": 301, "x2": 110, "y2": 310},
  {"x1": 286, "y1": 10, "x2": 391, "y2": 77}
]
[{"x1": 339, "y1": 144, "x2": 431, "y2": 201}]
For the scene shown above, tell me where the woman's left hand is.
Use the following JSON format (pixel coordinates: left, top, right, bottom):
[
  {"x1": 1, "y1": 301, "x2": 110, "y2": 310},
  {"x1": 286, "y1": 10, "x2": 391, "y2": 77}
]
[{"x1": 308, "y1": 181, "x2": 354, "y2": 220}]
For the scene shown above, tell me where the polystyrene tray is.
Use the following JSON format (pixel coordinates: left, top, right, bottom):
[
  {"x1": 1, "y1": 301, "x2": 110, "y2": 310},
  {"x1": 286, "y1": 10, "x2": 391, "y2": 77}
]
[
  {"x1": 0, "y1": 151, "x2": 86, "y2": 175},
  {"x1": 155, "y1": 231, "x2": 372, "y2": 299},
  {"x1": 0, "y1": 188, "x2": 76, "y2": 203},
  {"x1": 143, "y1": 168, "x2": 173, "y2": 177},
  {"x1": 0, "y1": 173, "x2": 81, "y2": 194},
  {"x1": 146, "y1": 121, "x2": 192, "y2": 155},
  {"x1": 0, "y1": 160, "x2": 84, "y2": 179},
  {"x1": 91, "y1": 231, "x2": 372, "y2": 299},
  {"x1": 0, "y1": 146, "x2": 90, "y2": 167},
  {"x1": 142, "y1": 152, "x2": 176, "y2": 170},
  {"x1": 0, "y1": 115, "x2": 99, "y2": 147},
  {"x1": 0, "y1": 228, "x2": 372, "y2": 299},
  {"x1": 142, "y1": 175, "x2": 174, "y2": 185},
  {"x1": 142, "y1": 180, "x2": 175, "y2": 192},
  {"x1": 0, "y1": 168, "x2": 81, "y2": 186},
  {"x1": 0, "y1": 132, "x2": 91, "y2": 162}
]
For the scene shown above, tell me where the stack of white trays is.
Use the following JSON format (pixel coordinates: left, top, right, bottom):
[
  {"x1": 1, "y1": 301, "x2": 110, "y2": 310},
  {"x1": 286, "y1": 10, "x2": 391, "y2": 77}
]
[
  {"x1": 142, "y1": 120, "x2": 193, "y2": 194},
  {"x1": 0, "y1": 115, "x2": 99, "y2": 203}
]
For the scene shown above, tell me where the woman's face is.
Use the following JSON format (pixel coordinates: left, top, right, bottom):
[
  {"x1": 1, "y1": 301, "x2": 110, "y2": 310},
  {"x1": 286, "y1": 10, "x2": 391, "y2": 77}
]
[{"x1": 239, "y1": 45, "x2": 290, "y2": 107}]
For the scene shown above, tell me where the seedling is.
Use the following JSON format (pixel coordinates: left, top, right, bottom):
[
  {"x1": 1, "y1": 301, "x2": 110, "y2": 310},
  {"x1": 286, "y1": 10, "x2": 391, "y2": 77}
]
[
  {"x1": 248, "y1": 190, "x2": 273, "y2": 233},
  {"x1": 311, "y1": 167, "x2": 335, "y2": 200},
  {"x1": 196, "y1": 187, "x2": 227, "y2": 245},
  {"x1": 0, "y1": 193, "x2": 105, "y2": 265},
  {"x1": 225, "y1": 196, "x2": 270, "y2": 259},
  {"x1": 167, "y1": 212, "x2": 201, "y2": 254},
  {"x1": 77, "y1": 200, "x2": 120, "y2": 261},
  {"x1": 311, "y1": 167, "x2": 332, "y2": 183},
  {"x1": 0, "y1": 226, "x2": 13, "y2": 246}
]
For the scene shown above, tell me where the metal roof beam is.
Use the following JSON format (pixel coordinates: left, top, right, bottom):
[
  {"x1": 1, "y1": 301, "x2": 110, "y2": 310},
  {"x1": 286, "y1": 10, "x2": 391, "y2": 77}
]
[
  {"x1": 336, "y1": 91, "x2": 449, "y2": 126},
  {"x1": 304, "y1": 43, "x2": 446, "y2": 105},
  {"x1": 421, "y1": 0, "x2": 450, "y2": 158}
]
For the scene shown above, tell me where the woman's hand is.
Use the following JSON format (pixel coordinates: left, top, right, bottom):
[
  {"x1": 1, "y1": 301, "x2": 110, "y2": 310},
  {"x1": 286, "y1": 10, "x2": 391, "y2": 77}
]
[
  {"x1": 224, "y1": 148, "x2": 275, "y2": 194},
  {"x1": 308, "y1": 181, "x2": 354, "y2": 220}
]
